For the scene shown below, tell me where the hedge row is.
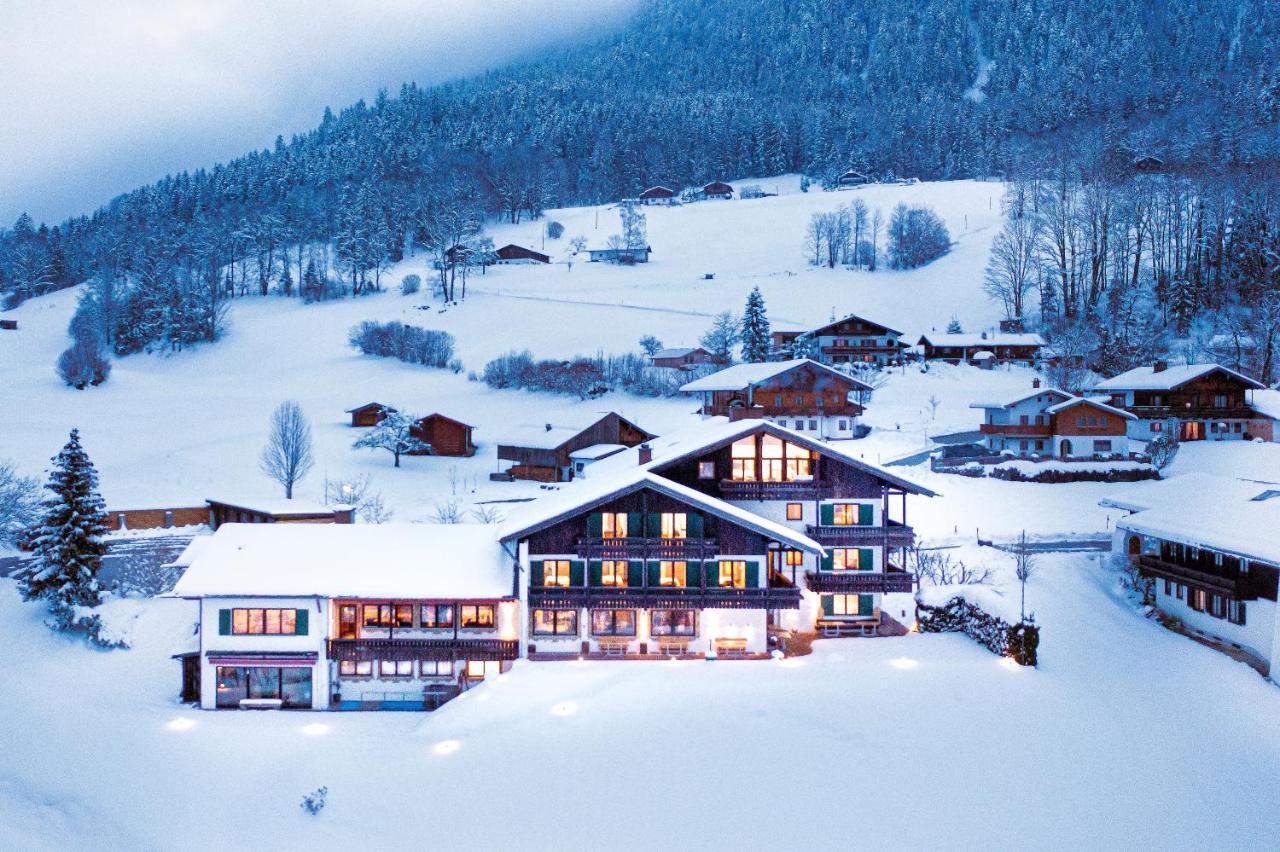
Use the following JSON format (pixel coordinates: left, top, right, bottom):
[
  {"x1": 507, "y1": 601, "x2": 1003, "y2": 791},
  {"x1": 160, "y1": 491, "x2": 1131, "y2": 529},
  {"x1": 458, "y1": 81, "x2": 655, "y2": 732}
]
[{"x1": 988, "y1": 466, "x2": 1158, "y2": 484}]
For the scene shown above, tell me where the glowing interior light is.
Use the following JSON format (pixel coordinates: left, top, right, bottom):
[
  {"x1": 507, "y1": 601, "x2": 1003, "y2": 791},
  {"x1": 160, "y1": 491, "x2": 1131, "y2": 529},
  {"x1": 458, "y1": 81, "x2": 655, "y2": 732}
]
[
  {"x1": 550, "y1": 701, "x2": 577, "y2": 717},
  {"x1": 299, "y1": 723, "x2": 330, "y2": 736},
  {"x1": 889, "y1": 657, "x2": 920, "y2": 670},
  {"x1": 432, "y1": 739, "x2": 461, "y2": 756},
  {"x1": 166, "y1": 718, "x2": 196, "y2": 732}
]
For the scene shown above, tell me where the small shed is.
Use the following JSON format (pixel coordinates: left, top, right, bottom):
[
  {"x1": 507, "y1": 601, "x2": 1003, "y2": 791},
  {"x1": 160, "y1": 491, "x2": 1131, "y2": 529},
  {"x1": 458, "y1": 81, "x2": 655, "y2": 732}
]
[
  {"x1": 346, "y1": 402, "x2": 395, "y2": 428},
  {"x1": 569, "y1": 443, "x2": 628, "y2": 478},
  {"x1": 701, "y1": 181, "x2": 734, "y2": 200},
  {"x1": 651, "y1": 347, "x2": 713, "y2": 370},
  {"x1": 494, "y1": 244, "x2": 550, "y2": 264},
  {"x1": 1133, "y1": 155, "x2": 1165, "y2": 173},
  {"x1": 0, "y1": 319, "x2": 17, "y2": 331},
  {"x1": 836, "y1": 169, "x2": 870, "y2": 188},
  {"x1": 588, "y1": 246, "x2": 652, "y2": 264},
  {"x1": 205, "y1": 498, "x2": 354, "y2": 529},
  {"x1": 410, "y1": 413, "x2": 477, "y2": 457},
  {"x1": 638, "y1": 186, "x2": 675, "y2": 205}
]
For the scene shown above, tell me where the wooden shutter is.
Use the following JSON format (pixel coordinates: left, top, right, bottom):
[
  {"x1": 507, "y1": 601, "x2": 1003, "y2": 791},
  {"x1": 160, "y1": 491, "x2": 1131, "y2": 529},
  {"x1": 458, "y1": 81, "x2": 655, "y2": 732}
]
[
  {"x1": 820, "y1": 595, "x2": 834, "y2": 616},
  {"x1": 588, "y1": 560, "x2": 603, "y2": 586},
  {"x1": 587, "y1": 512, "x2": 603, "y2": 537},
  {"x1": 648, "y1": 561, "x2": 662, "y2": 586},
  {"x1": 531, "y1": 562, "x2": 544, "y2": 588},
  {"x1": 858, "y1": 594, "x2": 874, "y2": 616},
  {"x1": 218, "y1": 608, "x2": 231, "y2": 635},
  {"x1": 858, "y1": 504, "x2": 874, "y2": 525},
  {"x1": 569, "y1": 560, "x2": 585, "y2": 587},
  {"x1": 819, "y1": 503, "x2": 834, "y2": 526},
  {"x1": 295, "y1": 608, "x2": 309, "y2": 635},
  {"x1": 647, "y1": 512, "x2": 661, "y2": 537},
  {"x1": 745, "y1": 561, "x2": 759, "y2": 588},
  {"x1": 821, "y1": 550, "x2": 833, "y2": 571},
  {"x1": 628, "y1": 560, "x2": 645, "y2": 587},
  {"x1": 626, "y1": 512, "x2": 642, "y2": 538},
  {"x1": 687, "y1": 513, "x2": 704, "y2": 538},
  {"x1": 859, "y1": 548, "x2": 874, "y2": 571}
]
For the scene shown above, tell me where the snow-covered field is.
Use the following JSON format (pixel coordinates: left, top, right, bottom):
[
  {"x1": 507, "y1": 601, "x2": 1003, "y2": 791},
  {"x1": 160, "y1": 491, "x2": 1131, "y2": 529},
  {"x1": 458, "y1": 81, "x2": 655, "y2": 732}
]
[{"x1": 4, "y1": 176, "x2": 1280, "y2": 850}]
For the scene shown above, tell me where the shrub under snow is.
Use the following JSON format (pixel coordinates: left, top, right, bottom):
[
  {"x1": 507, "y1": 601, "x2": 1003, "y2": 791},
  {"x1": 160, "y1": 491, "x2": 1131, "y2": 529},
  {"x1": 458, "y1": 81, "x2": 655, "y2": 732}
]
[{"x1": 349, "y1": 321, "x2": 455, "y2": 368}]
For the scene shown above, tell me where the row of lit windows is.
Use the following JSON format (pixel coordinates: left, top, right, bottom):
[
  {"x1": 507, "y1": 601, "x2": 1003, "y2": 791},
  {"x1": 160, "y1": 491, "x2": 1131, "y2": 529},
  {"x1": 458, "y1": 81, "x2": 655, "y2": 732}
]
[
  {"x1": 598, "y1": 512, "x2": 686, "y2": 539},
  {"x1": 230, "y1": 608, "x2": 300, "y2": 635},
  {"x1": 1163, "y1": 580, "x2": 1246, "y2": 626},
  {"x1": 541, "y1": 559, "x2": 750, "y2": 588},
  {"x1": 337, "y1": 659, "x2": 499, "y2": 679},
  {"x1": 337, "y1": 603, "x2": 495, "y2": 634},
  {"x1": 531, "y1": 608, "x2": 698, "y2": 637}
]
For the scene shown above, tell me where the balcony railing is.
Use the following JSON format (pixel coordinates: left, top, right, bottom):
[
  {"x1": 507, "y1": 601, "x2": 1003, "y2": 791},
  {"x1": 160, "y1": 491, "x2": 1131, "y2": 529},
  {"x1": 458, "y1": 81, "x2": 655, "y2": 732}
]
[
  {"x1": 1125, "y1": 405, "x2": 1253, "y2": 419},
  {"x1": 575, "y1": 536, "x2": 719, "y2": 561},
  {"x1": 528, "y1": 585, "x2": 802, "y2": 611},
  {"x1": 806, "y1": 521, "x2": 915, "y2": 548},
  {"x1": 719, "y1": 480, "x2": 831, "y2": 501},
  {"x1": 979, "y1": 423, "x2": 1053, "y2": 437},
  {"x1": 327, "y1": 638, "x2": 519, "y2": 663},
  {"x1": 804, "y1": 569, "x2": 914, "y2": 594},
  {"x1": 1136, "y1": 555, "x2": 1241, "y2": 597}
]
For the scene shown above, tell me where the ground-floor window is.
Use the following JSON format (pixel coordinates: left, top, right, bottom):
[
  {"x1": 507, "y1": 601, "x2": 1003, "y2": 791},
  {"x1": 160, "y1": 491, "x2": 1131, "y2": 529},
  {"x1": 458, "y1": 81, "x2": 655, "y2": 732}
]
[
  {"x1": 826, "y1": 594, "x2": 873, "y2": 617},
  {"x1": 379, "y1": 659, "x2": 413, "y2": 678},
  {"x1": 591, "y1": 609, "x2": 636, "y2": 636},
  {"x1": 532, "y1": 608, "x2": 579, "y2": 636},
  {"x1": 460, "y1": 604, "x2": 496, "y2": 628},
  {"x1": 338, "y1": 660, "x2": 373, "y2": 677},
  {"x1": 421, "y1": 660, "x2": 452, "y2": 678},
  {"x1": 651, "y1": 610, "x2": 697, "y2": 636},
  {"x1": 1228, "y1": 600, "x2": 1247, "y2": 626},
  {"x1": 466, "y1": 659, "x2": 500, "y2": 680},
  {"x1": 1092, "y1": 440, "x2": 1112, "y2": 453},
  {"x1": 659, "y1": 560, "x2": 689, "y2": 587},
  {"x1": 1189, "y1": 589, "x2": 1207, "y2": 612},
  {"x1": 215, "y1": 666, "x2": 312, "y2": 708}
]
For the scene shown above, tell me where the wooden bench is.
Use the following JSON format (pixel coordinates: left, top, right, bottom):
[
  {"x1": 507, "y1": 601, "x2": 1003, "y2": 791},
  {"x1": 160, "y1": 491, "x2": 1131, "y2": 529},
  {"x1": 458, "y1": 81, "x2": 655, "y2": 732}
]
[
  {"x1": 656, "y1": 638, "x2": 691, "y2": 656},
  {"x1": 238, "y1": 698, "x2": 283, "y2": 710},
  {"x1": 597, "y1": 637, "x2": 631, "y2": 657},
  {"x1": 818, "y1": 619, "x2": 879, "y2": 638},
  {"x1": 713, "y1": 638, "x2": 749, "y2": 658}
]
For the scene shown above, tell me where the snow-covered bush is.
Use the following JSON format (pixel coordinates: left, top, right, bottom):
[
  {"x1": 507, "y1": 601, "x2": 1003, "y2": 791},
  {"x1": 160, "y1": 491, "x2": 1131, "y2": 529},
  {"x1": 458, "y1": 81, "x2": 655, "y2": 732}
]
[
  {"x1": 301, "y1": 787, "x2": 328, "y2": 816},
  {"x1": 546, "y1": 220, "x2": 564, "y2": 239},
  {"x1": 482, "y1": 349, "x2": 704, "y2": 398},
  {"x1": 916, "y1": 593, "x2": 1039, "y2": 666},
  {"x1": 989, "y1": 460, "x2": 1158, "y2": 483},
  {"x1": 400, "y1": 274, "x2": 421, "y2": 296},
  {"x1": 349, "y1": 321, "x2": 454, "y2": 368},
  {"x1": 57, "y1": 326, "x2": 111, "y2": 389},
  {"x1": 0, "y1": 459, "x2": 40, "y2": 547},
  {"x1": 1145, "y1": 434, "x2": 1179, "y2": 471}
]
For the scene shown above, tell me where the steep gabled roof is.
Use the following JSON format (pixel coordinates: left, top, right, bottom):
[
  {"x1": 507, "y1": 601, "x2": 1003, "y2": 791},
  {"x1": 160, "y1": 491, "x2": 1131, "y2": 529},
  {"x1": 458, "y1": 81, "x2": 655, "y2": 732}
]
[
  {"x1": 652, "y1": 347, "x2": 706, "y2": 359},
  {"x1": 1095, "y1": 363, "x2": 1264, "y2": 392},
  {"x1": 1045, "y1": 396, "x2": 1135, "y2": 420},
  {"x1": 917, "y1": 332, "x2": 1045, "y2": 348},
  {"x1": 679, "y1": 358, "x2": 872, "y2": 394},
  {"x1": 499, "y1": 411, "x2": 654, "y2": 451},
  {"x1": 416, "y1": 412, "x2": 475, "y2": 430},
  {"x1": 345, "y1": 402, "x2": 394, "y2": 414},
  {"x1": 970, "y1": 387, "x2": 1071, "y2": 410},
  {"x1": 802, "y1": 312, "x2": 902, "y2": 338}
]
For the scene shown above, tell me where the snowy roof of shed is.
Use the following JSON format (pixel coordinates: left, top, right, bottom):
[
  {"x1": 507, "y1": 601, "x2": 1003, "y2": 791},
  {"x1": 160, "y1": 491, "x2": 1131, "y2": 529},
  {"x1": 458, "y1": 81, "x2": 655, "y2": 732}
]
[
  {"x1": 170, "y1": 523, "x2": 513, "y2": 599},
  {"x1": 1094, "y1": 363, "x2": 1263, "y2": 392},
  {"x1": 205, "y1": 497, "x2": 345, "y2": 516},
  {"x1": 569, "y1": 443, "x2": 627, "y2": 461},
  {"x1": 652, "y1": 347, "x2": 703, "y2": 359},
  {"x1": 679, "y1": 359, "x2": 871, "y2": 393}
]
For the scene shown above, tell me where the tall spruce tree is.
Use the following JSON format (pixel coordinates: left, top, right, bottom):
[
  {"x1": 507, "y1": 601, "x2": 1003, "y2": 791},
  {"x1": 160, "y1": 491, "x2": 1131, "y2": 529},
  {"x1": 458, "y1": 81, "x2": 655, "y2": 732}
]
[
  {"x1": 741, "y1": 286, "x2": 771, "y2": 363},
  {"x1": 19, "y1": 429, "x2": 108, "y2": 630}
]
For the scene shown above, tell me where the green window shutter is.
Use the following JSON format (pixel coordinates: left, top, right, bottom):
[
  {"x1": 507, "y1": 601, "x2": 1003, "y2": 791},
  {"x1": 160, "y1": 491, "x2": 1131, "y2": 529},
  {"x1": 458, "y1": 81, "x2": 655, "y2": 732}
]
[
  {"x1": 628, "y1": 560, "x2": 645, "y2": 587},
  {"x1": 569, "y1": 560, "x2": 585, "y2": 587},
  {"x1": 295, "y1": 608, "x2": 308, "y2": 635},
  {"x1": 626, "y1": 512, "x2": 641, "y2": 538},
  {"x1": 819, "y1": 503, "x2": 834, "y2": 526},
  {"x1": 588, "y1": 560, "x2": 603, "y2": 586},
  {"x1": 859, "y1": 594, "x2": 874, "y2": 616},
  {"x1": 859, "y1": 548, "x2": 874, "y2": 571},
  {"x1": 821, "y1": 550, "x2": 833, "y2": 571},
  {"x1": 218, "y1": 608, "x2": 231, "y2": 635},
  {"x1": 858, "y1": 504, "x2": 874, "y2": 526},
  {"x1": 531, "y1": 562, "x2": 544, "y2": 588},
  {"x1": 587, "y1": 512, "x2": 602, "y2": 537},
  {"x1": 647, "y1": 512, "x2": 661, "y2": 537},
  {"x1": 687, "y1": 513, "x2": 704, "y2": 538},
  {"x1": 648, "y1": 561, "x2": 662, "y2": 586},
  {"x1": 745, "y1": 561, "x2": 759, "y2": 588},
  {"x1": 820, "y1": 595, "x2": 834, "y2": 616}
]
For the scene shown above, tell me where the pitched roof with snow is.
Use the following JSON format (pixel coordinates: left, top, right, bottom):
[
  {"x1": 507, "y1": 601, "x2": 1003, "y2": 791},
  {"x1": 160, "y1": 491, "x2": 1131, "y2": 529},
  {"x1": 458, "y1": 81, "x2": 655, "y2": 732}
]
[
  {"x1": 170, "y1": 523, "x2": 514, "y2": 599},
  {"x1": 679, "y1": 359, "x2": 872, "y2": 393},
  {"x1": 1099, "y1": 472, "x2": 1279, "y2": 514},
  {"x1": 205, "y1": 497, "x2": 344, "y2": 516},
  {"x1": 652, "y1": 347, "x2": 704, "y2": 359},
  {"x1": 1045, "y1": 396, "x2": 1135, "y2": 420},
  {"x1": 1250, "y1": 389, "x2": 1280, "y2": 420},
  {"x1": 917, "y1": 332, "x2": 1045, "y2": 347},
  {"x1": 1118, "y1": 501, "x2": 1280, "y2": 567},
  {"x1": 969, "y1": 386, "x2": 1072, "y2": 410},
  {"x1": 569, "y1": 443, "x2": 627, "y2": 461},
  {"x1": 1095, "y1": 363, "x2": 1264, "y2": 392}
]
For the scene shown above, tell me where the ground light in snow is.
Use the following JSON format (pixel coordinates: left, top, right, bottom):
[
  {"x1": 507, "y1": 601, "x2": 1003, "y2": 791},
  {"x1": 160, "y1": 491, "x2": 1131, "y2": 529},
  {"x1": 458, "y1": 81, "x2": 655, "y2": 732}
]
[
  {"x1": 889, "y1": 657, "x2": 920, "y2": 670},
  {"x1": 165, "y1": 717, "x2": 196, "y2": 732},
  {"x1": 999, "y1": 656, "x2": 1022, "y2": 670},
  {"x1": 299, "y1": 723, "x2": 330, "y2": 736},
  {"x1": 776, "y1": 657, "x2": 805, "y2": 668},
  {"x1": 550, "y1": 701, "x2": 577, "y2": 717},
  {"x1": 432, "y1": 739, "x2": 461, "y2": 756}
]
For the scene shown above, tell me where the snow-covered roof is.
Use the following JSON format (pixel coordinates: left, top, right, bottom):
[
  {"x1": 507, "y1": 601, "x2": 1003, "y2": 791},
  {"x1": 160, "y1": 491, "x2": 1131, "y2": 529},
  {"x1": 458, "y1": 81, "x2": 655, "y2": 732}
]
[
  {"x1": 652, "y1": 347, "x2": 702, "y2": 359},
  {"x1": 1045, "y1": 396, "x2": 1135, "y2": 420},
  {"x1": 1094, "y1": 363, "x2": 1263, "y2": 392},
  {"x1": 170, "y1": 524, "x2": 514, "y2": 599},
  {"x1": 569, "y1": 443, "x2": 627, "y2": 461},
  {"x1": 205, "y1": 496, "x2": 344, "y2": 516},
  {"x1": 679, "y1": 359, "x2": 871, "y2": 393},
  {"x1": 498, "y1": 411, "x2": 651, "y2": 450},
  {"x1": 1099, "y1": 473, "x2": 1279, "y2": 514},
  {"x1": 166, "y1": 535, "x2": 214, "y2": 569},
  {"x1": 969, "y1": 386, "x2": 1070, "y2": 410},
  {"x1": 1249, "y1": 388, "x2": 1280, "y2": 420},
  {"x1": 1118, "y1": 501, "x2": 1280, "y2": 567},
  {"x1": 918, "y1": 332, "x2": 1045, "y2": 347}
]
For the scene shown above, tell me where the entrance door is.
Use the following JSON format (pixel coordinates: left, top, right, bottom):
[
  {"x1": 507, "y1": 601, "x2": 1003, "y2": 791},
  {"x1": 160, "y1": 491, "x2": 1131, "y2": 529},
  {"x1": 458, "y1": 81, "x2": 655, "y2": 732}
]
[
  {"x1": 1059, "y1": 439, "x2": 1073, "y2": 459},
  {"x1": 1180, "y1": 421, "x2": 1204, "y2": 441}
]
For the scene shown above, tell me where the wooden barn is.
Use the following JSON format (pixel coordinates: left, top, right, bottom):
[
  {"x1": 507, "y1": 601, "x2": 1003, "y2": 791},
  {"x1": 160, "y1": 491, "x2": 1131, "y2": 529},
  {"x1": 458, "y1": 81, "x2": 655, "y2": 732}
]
[
  {"x1": 346, "y1": 402, "x2": 395, "y2": 427},
  {"x1": 206, "y1": 498, "x2": 355, "y2": 530},
  {"x1": 650, "y1": 347, "x2": 713, "y2": 370},
  {"x1": 409, "y1": 413, "x2": 477, "y2": 457},
  {"x1": 700, "y1": 181, "x2": 734, "y2": 200},
  {"x1": 638, "y1": 186, "x2": 675, "y2": 205},
  {"x1": 916, "y1": 332, "x2": 1044, "y2": 365},
  {"x1": 497, "y1": 412, "x2": 655, "y2": 482},
  {"x1": 494, "y1": 244, "x2": 550, "y2": 264},
  {"x1": 836, "y1": 169, "x2": 870, "y2": 188},
  {"x1": 1133, "y1": 155, "x2": 1165, "y2": 173},
  {"x1": 0, "y1": 319, "x2": 17, "y2": 331}
]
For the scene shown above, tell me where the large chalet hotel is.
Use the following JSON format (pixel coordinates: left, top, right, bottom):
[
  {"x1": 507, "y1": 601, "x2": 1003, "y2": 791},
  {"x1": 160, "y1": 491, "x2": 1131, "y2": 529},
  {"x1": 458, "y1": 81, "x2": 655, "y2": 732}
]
[{"x1": 171, "y1": 419, "x2": 934, "y2": 710}]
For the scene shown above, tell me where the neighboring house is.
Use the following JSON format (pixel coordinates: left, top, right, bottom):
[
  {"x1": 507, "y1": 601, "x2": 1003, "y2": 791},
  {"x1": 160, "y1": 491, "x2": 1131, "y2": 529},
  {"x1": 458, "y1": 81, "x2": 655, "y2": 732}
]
[
  {"x1": 650, "y1": 347, "x2": 713, "y2": 370},
  {"x1": 206, "y1": 498, "x2": 354, "y2": 530},
  {"x1": 637, "y1": 186, "x2": 675, "y2": 205},
  {"x1": 168, "y1": 524, "x2": 520, "y2": 711},
  {"x1": 916, "y1": 332, "x2": 1044, "y2": 365},
  {"x1": 493, "y1": 244, "x2": 550, "y2": 264},
  {"x1": 680, "y1": 359, "x2": 871, "y2": 440},
  {"x1": 497, "y1": 412, "x2": 655, "y2": 482},
  {"x1": 587, "y1": 246, "x2": 652, "y2": 264},
  {"x1": 1095, "y1": 361, "x2": 1266, "y2": 442},
  {"x1": 346, "y1": 402, "x2": 395, "y2": 427},
  {"x1": 771, "y1": 313, "x2": 906, "y2": 366},
  {"x1": 700, "y1": 181, "x2": 734, "y2": 200},
  {"x1": 971, "y1": 379, "x2": 1135, "y2": 459},
  {"x1": 106, "y1": 505, "x2": 210, "y2": 532},
  {"x1": 409, "y1": 413, "x2": 477, "y2": 457},
  {"x1": 1247, "y1": 389, "x2": 1280, "y2": 442},
  {"x1": 1110, "y1": 476, "x2": 1280, "y2": 677},
  {"x1": 1133, "y1": 155, "x2": 1165, "y2": 173},
  {"x1": 500, "y1": 418, "x2": 936, "y2": 657},
  {"x1": 836, "y1": 169, "x2": 870, "y2": 188}
]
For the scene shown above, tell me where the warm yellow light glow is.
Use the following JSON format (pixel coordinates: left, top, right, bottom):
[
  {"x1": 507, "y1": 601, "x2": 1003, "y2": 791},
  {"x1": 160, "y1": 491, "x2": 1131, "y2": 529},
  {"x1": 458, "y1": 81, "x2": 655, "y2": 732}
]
[
  {"x1": 909, "y1": 620, "x2": 920, "y2": 633},
  {"x1": 999, "y1": 656, "x2": 1020, "y2": 670},
  {"x1": 550, "y1": 701, "x2": 577, "y2": 717},
  {"x1": 433, "y1": 739, "x2": 461, "y2": 756},
  {"x1": 499, "y1": 601, "x2": 519, "y2": 640},
  {"x1": 889, "y1": 657, "x2": 919, "y2": 670},
  {"x1": 299, "y1": 723, "x2": 330, "y2": 736},
  {"x1": 475, "y1": 693, "x2": 490, "y2": 703},
  {"x1": 777, "y1": 657, "x2": 805, "y2": 668},
  {"x1": 166, "y1": 717, "x2": 196, "y2": 732}
]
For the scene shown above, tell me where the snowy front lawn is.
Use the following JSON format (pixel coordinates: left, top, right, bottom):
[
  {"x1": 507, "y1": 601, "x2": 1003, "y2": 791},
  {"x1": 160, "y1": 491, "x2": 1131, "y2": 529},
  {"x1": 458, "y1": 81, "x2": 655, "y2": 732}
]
[{"x1": 3, "y1": 550, "x2": 1279, "y2": 850}]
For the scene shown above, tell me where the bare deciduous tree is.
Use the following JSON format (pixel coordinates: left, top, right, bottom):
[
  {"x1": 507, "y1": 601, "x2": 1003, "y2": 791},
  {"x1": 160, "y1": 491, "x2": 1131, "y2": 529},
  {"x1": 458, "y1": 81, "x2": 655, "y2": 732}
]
[
  {"x1": 1012, "y1": 530, "x2": 1038, "y2": 622},
  {"x1": 260, "y1": 401, "x2": 315, "y2": 499},
  {"x1": 0, "y1": 459, "x2": 41, "y2": 546}
]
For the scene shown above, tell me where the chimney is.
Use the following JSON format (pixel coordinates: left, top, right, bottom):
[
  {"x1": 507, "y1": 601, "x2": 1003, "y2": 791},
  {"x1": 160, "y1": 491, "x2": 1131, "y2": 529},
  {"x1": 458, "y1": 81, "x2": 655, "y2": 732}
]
[
  {"x1": 544, "y1": 423, "x2": 553, "y2": 432},
  {"x1": 1153, "y1": 360, "x2": 1168, "y2": 374},
  {"x1": 637, "y1": 443, "x2": 653, "y2": 465},
  {"x1": 1032, "y1": 378, "x2": 1041, "y2": 389}
]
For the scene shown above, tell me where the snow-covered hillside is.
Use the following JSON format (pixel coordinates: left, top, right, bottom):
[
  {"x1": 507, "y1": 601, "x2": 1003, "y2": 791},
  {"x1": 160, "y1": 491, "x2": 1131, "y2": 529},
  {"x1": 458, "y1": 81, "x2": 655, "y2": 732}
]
[{"x1": 0, "y1": 177, "x2": 1004, "y2": 516}]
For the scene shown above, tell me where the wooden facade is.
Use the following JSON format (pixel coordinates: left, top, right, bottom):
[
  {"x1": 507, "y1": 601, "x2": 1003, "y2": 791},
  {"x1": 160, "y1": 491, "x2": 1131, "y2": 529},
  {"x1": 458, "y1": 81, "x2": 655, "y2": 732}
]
[
  {"x1": 772, "y1": 314, "x2": 905, "y2": 366},
  {"x1": 497, "y1": 413, "x2": 654, "y2": 482},
  {"x1": 917, "y1": 335, "x2": 1042, "y2": 363},
  {"x1": 206, "y1": 500, "x2": 354, "y2": 530},
  {"x1": 696, "y1": 364, "x2": 865, "y2": 421},
  {"x1": 409, "y1": 413, "x2": 476, "y2": 457},
  {"x1": 651, "y1": 347, "x2": 712, "y2": 370},
  {"x1": 638, "y1": 186, "x2": 675, "y2": 204},
  {"x1": 346, "y1": 402, "x2": 394, "y2": 427},
  {"x1": 701, "y1": 181, "x2": 734, "y2": 199},
  {"x1": 106, "y1": 505, "x2": 209, "y2": 532},
  {"x1": 494, "y1": 244, "x2": 550, "y2": 264}
]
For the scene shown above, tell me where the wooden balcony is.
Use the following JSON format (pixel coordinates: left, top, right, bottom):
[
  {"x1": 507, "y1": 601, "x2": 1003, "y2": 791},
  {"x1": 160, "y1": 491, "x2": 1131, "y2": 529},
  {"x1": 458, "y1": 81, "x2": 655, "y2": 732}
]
[
  {"x1": 1125, "y1": 405, "x2": 1254, "y2": 420},
  {"x1": 719, "y1": 480, "x2": 831, "y2": 501},
  {"x1": 327, "y1": 638, "x2": 519, "y2": 663},
  {"x1": 806, "y1": 522, "x2": 915, "y2": 548},
  {"x1": 528, "y1": 585, "x2": 802, "y2": 611},
  {"x1": 575, "y1": 536, "x2": 719, "y2": 561},
  {"x1": 1136, "y1": 555, "x2": 1241, "y2": 597},
  {"x1": 979, "y1": 423, "x2": 1053, "y2": 437},
  {"x1": 804, "y1": 569, "x2": 914, "y2": 594}
]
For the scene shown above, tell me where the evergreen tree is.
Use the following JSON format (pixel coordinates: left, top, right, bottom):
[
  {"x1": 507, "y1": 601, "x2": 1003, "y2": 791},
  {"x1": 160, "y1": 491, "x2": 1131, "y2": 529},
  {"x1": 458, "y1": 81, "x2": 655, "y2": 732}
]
[
  {"x1": 741, "y1": 286, "x2": 772, "y2": 362},
  {"x1": 18, "y1": 430, "x2": 108, "y2": 632},
  {"x1": 946, "y1": 317, "x2": 963, "y2": 334}
]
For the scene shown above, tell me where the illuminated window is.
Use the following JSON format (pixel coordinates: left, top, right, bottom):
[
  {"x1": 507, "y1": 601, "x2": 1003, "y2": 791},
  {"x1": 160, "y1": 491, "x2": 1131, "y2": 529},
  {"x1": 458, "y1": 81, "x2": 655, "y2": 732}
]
[
  {"x1": 460, "y1": 605, "x2": 496, "y2": 629},
  {"x1": 231, "y1": 608, "x2": 300, "y2": 635},
  {"x1": 831, "y1": 594, "x2": 871, "y2": 616},
  {"x1": 785, "y1": 441, "x2": 812, "y2": 479},
  {"x1": 360, "y1": 604, "x2": 412, "y2": 628},
  {"x1": 832, "y1": 548, "x2": 865, "y2": 571},
  {"x1": 542, "y1": 560, "x2": 571, "y2": 587},
  {"x1": 659, "y1": 561, "x2": 688, "y2": 587},
  {"x1": 786, "y1": 503, "x2": 803, "y2": 521},
  {"x1": 832, "y1": 504, "x2": 857, "y2": 526},
  {"x1": 660, "y1": 512, "x2": 687, "y2": 539},
  {"x1": 730, "y1": 437, "x2": 756, "y2": 481},
  {"x1": 466, "y1": 659, "x2": 500, "y2": 680},
  {"x1": 421, "y1": 660, "x2": 452, "y2": 677},
  {"x1": 379, "y1": 660, "x2": 413, "y2": 678},
  {"x1": 601, "y1": 560, "x2": 629, "y2": 586},
  {"x1": 532, "y1": 609, "x2": 578, "y2": 636},
  {"x1": 338, "y1": 605, "x2": 357, "y2": 639},
  {"x1": 761, "y1": 435, "x2": 785, "y2": 481},
  {"x1": 718, "y1": 560, "x2": 747, "y2": 588},
  {"x1": 601, "y1": 512, "x2": 628, "y2": 539},
  {"x1": 420, "y1": 604, "x2": 454, "y2": 628},
  {"x1": 590, "y1": 609, "x2": 636, "y2": 636},
  {"x1": 652, "y1": 610, "x2": 697, "y2": 636},
  {"x1": 338, "y1": 660, "x2": 373, "y2": 677}
]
